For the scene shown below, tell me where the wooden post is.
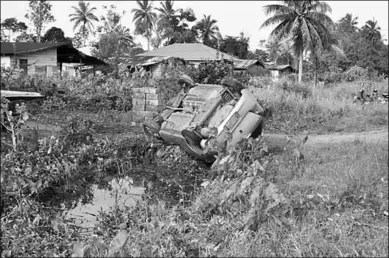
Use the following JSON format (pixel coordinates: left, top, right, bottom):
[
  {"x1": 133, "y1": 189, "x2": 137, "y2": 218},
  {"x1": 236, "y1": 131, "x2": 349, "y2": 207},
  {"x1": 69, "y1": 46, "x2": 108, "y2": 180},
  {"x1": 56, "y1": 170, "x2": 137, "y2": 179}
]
[
  {"x1": 59, "y1": 62, "x2": 63, "y2": 79},
  {"x1": 79, "y1": 57, "x2": 82, "y2": 78}
]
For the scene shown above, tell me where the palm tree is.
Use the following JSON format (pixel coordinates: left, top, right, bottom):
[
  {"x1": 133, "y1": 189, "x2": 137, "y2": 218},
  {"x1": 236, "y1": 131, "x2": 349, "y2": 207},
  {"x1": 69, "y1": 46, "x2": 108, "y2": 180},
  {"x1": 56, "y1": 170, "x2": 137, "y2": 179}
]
[
  {"x1": 155, "y1": 0, "x2": 177, "y2": 22},
  {"x1": 362, "y1": 19, "x2": 381, "y2": 44},
  {"x1": 155, "y1": 0, "x2": 179, "y2": 43},
  {"x1": 132, "y1": 0, "x2": 157, "y2": 51},
  {"x1": 260, "y1": 0, "x2": 335, "y2": 82},
  {"x1": 69, "y1": 1, "x2": 99, "y2": 46},
  {"x1": 311, "y1": 32, "x2": 344, "y2": 86},
  {"x1": 114, "y1": 24, "x2": 135, "y2": 53},
  {"x1": 266, "y1": 39, "x2": 283, "y2": 64},
  {"x1": 338, "y1": 13, "x2": 359, "y2": 34},
  {"x1": 194, "y1": 14, "x2": 219, "y2": 47}
]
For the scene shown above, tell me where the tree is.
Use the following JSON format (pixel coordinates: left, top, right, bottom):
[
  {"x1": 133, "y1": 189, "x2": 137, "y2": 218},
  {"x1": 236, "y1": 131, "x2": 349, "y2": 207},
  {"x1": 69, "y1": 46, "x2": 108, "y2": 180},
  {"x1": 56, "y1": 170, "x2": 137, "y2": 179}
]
[
  {"x1": 219, "y1": 33, "x2": 250, "y2": 59},
  {"x1": 361, "y1": 19, "x2": 381, "y2": 44},
  {"x1": 69, "y1": 1, "x2": 99, "y2": 46},
  {"x1": 25, "y1": 0, "x2": 55, "y2": 42},
  {"x1": 266, "y1": 39, "x2": 283, "y2": 64},
  {"x1": 265, "y1": 38, "x2": 295, "y2": 65},
  {"x1": 338, "y1": 13, "x2": 359, "y2": 35},
  {"x1": 1, "y1": 18, "x2": 28, "y2": 41},
  {"x1": 132, "y1": 0, "x2": 157, "y2": 51},
  {"x1": 164, "y1": 8, "x2": 198, "y2": 45},
  {"x1": 154, "y1": 0, "x2": 179, "y2": 47},
  {"x1": 193, "y1": 14, "x2": 219, "y2": 47},
  {"x1": 260, "y1": 0, "x2": 335, "y2": 82},
  {"x1": 318, "y1": 17, "x2": 387, "y2": 77},
  {"x1": 0, "y1": 28, "x2": 8, "y2": 42},
  {"x1": 254, "y1": 49, "x2": 270, "y2": 62},
  {"x1": 92, "y1": 5, "x2": 135, "y2": 63},
  {"x1": 15, "y1": 32, "x2": 37, "y2": 42},
  {"x1": 155, "y1": 0, "x2": 178, "y2": 27},
  {"x1": 41, "y1": 26, "x2": 66, "y2": 42},
  {"x1": 71, "y1": 29, "x2": 86, "y2": 48}
]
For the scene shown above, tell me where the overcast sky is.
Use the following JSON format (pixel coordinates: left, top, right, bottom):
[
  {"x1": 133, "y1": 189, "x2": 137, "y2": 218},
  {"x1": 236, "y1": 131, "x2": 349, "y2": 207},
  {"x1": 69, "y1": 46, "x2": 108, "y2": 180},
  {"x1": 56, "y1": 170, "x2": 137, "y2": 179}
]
[{"x1": 1, "y1": 0, "x2": 388, "y2": 50}]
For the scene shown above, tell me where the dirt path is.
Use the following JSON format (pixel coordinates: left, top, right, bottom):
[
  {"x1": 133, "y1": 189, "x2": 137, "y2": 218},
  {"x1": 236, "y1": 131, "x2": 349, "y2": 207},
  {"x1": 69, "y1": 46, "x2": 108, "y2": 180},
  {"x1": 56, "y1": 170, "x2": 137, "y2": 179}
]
[
  {"x1": 263, "y1": 128, "x2": 388, "y2": 151},
  {"x1": 20, "y1": 120, "x2": 388, "y2": 151}
]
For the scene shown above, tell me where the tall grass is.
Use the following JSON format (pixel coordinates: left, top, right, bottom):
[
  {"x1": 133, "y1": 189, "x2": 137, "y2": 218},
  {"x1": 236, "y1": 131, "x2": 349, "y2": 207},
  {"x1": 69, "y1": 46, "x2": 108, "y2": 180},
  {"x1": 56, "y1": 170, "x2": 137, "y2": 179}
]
[
  {"x1": 70, "y1": 138, "x2": 388, "y2": 257},
  {"x1": 251, "y1": 78, "x2": 388, "y2": 134}
]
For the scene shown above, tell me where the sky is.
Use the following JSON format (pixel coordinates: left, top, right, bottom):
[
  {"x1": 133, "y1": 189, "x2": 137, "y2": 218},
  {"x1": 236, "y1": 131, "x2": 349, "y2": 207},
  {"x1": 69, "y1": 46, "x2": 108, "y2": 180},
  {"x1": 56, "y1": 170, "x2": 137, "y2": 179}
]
[{"x1": 1, "y1": 0, "x2": 388, "y2": 51}]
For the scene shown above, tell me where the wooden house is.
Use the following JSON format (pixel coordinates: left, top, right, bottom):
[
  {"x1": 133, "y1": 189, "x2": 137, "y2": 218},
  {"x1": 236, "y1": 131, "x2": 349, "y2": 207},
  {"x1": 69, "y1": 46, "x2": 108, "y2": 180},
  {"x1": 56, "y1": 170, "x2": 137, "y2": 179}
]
[
  {"x1": 265, "y1": 63, "x2": 297, "y2": 81},
  {"x1": 1, "y1": 42, "x2": 107, "y2": 77},
  {"x1": 128, "y1": 43, "x2": 264, "y2": 79}
]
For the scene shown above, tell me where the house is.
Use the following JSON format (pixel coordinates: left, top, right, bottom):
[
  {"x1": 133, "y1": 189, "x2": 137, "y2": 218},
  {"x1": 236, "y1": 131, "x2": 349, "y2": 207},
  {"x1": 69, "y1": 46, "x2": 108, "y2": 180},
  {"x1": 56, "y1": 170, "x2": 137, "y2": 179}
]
[
  {"x1": 1, "y1": 42, "x2": 107, "y2": 77},
  {"x1": 127, "y1": 55, "x2": 186, "y2": 78},
  {"x1": 265, "y1": 63, "x2": 296, "y2": 81},
  {"x1": 128, "y1": 43, "x2": 264, "y2": 78}
]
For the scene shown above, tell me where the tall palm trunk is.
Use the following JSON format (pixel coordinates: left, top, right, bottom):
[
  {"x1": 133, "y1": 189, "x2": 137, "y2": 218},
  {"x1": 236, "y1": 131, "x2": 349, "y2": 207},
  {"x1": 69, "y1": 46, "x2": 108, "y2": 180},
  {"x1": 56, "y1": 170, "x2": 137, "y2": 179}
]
[
  {"x1": 83, "y1": 22, "x2": 87, "y2": 47},
  {"x1": 314, "y1": 55, "x2": 318, "y2": 87},
  {"x1": 298, "y1": 49, "x2": 303, "y2": 83}
]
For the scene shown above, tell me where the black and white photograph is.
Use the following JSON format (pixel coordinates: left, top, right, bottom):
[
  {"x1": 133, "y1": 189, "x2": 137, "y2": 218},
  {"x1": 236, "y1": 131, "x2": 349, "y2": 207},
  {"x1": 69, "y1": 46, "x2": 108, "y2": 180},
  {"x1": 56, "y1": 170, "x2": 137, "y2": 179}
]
[{"x1": 1, "y1": 0, "x2": 388, "y2": 257}]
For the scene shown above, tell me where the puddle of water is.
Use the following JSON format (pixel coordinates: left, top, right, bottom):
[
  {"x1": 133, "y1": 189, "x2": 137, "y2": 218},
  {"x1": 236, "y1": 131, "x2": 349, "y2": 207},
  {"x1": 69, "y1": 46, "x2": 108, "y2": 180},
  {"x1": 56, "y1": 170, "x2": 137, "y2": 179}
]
[{"x1": 65, "y1": 176, "x2": 145, "y2": 228}]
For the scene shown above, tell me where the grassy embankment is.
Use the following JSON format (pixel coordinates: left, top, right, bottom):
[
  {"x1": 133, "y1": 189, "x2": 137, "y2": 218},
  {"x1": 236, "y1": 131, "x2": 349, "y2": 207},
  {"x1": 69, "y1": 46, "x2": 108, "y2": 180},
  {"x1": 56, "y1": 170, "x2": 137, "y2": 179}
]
[
  {"x1": 1, "y1": 77, "x2": 388, "y2": 257},
  {"x1": 251, "y1": 78, "x2": 388, "y2": 134},
  {"x1": 69, "y1": 138, "x2": 388, "y2": 257},
  {"x1": 26, "y1": 78, "x2": 388, "y2": 138}
]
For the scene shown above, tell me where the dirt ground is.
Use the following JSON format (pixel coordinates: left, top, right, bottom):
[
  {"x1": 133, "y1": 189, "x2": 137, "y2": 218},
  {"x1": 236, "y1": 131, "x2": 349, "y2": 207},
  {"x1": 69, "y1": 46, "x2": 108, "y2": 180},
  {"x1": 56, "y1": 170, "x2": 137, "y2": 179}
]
[
  {"x1": 264, "y1": 128, "x2": 388, "y2": 152},
  {"x1": 16, "y1": 120, "x2": 388, "y2": 154}
]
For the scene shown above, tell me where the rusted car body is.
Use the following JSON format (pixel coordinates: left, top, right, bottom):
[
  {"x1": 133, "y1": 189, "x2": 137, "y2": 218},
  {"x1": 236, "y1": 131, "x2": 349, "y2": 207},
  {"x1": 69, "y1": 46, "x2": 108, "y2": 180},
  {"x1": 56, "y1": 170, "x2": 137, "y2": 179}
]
[{"x1": 144, "y1": 83, "x2": 265, "y2": 161}]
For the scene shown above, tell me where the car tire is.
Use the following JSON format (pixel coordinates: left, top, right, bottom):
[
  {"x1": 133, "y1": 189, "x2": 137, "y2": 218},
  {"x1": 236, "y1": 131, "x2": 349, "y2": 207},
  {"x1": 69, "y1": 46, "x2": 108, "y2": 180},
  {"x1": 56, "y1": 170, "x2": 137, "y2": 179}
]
[
  {"x1": 142, "y1": 121, "x2": 162, "y2": 140},
  {"x1": 250, "y1": 119, "x2": 264, "y2": 139}
]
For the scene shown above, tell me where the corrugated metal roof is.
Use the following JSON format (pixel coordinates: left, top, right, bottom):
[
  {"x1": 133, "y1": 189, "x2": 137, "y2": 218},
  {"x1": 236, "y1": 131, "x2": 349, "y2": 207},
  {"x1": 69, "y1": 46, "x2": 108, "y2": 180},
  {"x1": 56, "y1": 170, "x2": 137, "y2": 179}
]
[
  {"x1": 1, "y1": 42, "x2": 70, "y2": 55},
  {"x1": 127, "y1": 55, "x2": 185, "y2": 67},
  {"x1": 137, "y1": 43, "x2": 239, "y2": 61},
  {"x1": 141, "y1": 56, "x2": 174, "y2": 66},
  {"x1": 265, "y1": 63, "x2": 295, "y2": 71},
  {"x1": 1, "y1": 42, "x2": 107, "y2": 66},
  {"x1": 234, "y1": 59, "x2": 264, "y2": 70}
]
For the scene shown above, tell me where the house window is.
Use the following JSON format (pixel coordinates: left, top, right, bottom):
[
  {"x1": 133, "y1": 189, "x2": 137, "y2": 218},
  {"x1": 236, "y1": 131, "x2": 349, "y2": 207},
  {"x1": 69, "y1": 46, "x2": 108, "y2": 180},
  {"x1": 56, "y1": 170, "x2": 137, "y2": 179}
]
[
  {"x1": 19, "y1": 59, "x2": 28, "y2": 74},
  {"x1": 35, "y1": 65, "x2": 47, "y2": 75}
]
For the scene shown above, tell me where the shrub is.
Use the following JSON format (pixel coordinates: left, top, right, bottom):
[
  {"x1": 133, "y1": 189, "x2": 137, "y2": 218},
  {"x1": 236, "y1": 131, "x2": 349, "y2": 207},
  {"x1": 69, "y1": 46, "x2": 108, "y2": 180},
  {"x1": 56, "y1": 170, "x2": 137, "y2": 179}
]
[
  {"x1": 187, "y1": 60, "x2": 234, "y2": 84},
  {"x1": 274, "y1": 78, "x2": 312, "y2": 99},
  {"x1": 343, "y1": 66, "x2": 369, "y2": 82}
]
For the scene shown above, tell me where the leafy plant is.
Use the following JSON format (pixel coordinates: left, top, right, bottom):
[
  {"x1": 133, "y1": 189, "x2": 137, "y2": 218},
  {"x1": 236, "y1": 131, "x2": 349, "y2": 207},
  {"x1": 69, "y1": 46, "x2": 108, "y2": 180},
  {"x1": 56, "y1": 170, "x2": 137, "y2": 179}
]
[{"x1": 1, "y1": 97, "x2": 29, "y2": 150}]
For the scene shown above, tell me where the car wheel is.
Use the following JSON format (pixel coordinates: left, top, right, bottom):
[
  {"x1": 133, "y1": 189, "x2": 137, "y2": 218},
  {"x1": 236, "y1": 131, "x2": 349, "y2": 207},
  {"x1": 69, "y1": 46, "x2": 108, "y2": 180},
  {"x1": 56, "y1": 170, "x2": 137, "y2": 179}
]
[
  {"x1": 142, "y1": 121, "x2": 162, "y2": 140},
  {"x1": 250, "y1": 119, "x2": 264, "y2": 139}
]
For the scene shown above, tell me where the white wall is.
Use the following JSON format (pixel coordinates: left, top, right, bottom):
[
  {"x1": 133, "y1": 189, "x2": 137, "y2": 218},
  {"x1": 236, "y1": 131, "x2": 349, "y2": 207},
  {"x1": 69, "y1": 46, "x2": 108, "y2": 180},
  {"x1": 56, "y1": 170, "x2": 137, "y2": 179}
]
[
  {"x1": 1, "y1": 56, "x2": 11, "y2": 68},
  {"x1": 17, "y1": 48, "x2": 58, "y2": 76}
]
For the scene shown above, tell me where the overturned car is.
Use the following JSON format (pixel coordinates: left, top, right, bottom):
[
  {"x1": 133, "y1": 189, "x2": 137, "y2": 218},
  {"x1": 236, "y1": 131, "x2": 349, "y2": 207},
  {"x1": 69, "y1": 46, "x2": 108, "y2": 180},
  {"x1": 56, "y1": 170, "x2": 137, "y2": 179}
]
[{"x1": 142, "y1": 76, "x2": 266, "y2": 162}]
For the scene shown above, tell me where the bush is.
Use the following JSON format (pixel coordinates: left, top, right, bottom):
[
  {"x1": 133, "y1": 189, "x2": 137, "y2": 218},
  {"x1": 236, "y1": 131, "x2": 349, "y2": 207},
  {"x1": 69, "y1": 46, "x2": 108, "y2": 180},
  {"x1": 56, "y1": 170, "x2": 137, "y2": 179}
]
[
  {"x1": 274, "y1": 78, "x2": 312, "y2": 99},
  {"x1": 187, "y1": 60, "x2": 234, "y2": 84},
  {"x1": 343, "y1": 66, "x2": 369, "y2": 82},
  {"x1": 320, "y1": 72, "x2": 343, "y2": 85}
]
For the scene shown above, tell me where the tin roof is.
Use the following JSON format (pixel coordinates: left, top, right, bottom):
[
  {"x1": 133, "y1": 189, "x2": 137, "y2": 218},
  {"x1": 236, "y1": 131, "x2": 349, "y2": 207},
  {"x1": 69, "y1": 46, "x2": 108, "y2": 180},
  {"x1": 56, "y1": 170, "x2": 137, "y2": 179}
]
[
  {"x1": 265, "y1": 63, "x2": 296, "y2": 71},
  {"x1": 234, "y1": 59, "x2": 264, "y2": 70},
  {"x1": 1, "y1": 42, "x2": 107, "y2": 66},
  {"x1": 135, "y1": 43, "x2": 264, "y2": 70},
  {"x1": 137, "y1": 43, "x2": 239, "y2": 62},
  {"x1": 1, "y1": 42, "x2": 70, "y2": 55}
]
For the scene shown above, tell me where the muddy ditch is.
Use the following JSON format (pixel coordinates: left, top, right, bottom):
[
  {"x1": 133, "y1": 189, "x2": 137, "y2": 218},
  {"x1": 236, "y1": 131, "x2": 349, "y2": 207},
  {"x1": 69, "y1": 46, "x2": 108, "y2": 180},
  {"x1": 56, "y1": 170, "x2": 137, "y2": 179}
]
[{"x1": 4, "y1": 121, "x2": 212, "y2": 229}]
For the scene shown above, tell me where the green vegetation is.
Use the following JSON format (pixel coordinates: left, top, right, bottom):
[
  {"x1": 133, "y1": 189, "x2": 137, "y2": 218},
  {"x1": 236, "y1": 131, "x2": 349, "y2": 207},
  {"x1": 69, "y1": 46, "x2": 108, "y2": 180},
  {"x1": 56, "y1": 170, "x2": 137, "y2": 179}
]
[
  {"x1": 68, "y1": 1, "x2": 99, "y2": 46},
  {"x1": 252, "y1": 75, "x2": 388, "y2": 134},
  {"x1": 1, "y1": 1, "x2": 388, "y2": 257},
  {"x1": 1, "y1": 67, "x2": 388, "y2": 257}
]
